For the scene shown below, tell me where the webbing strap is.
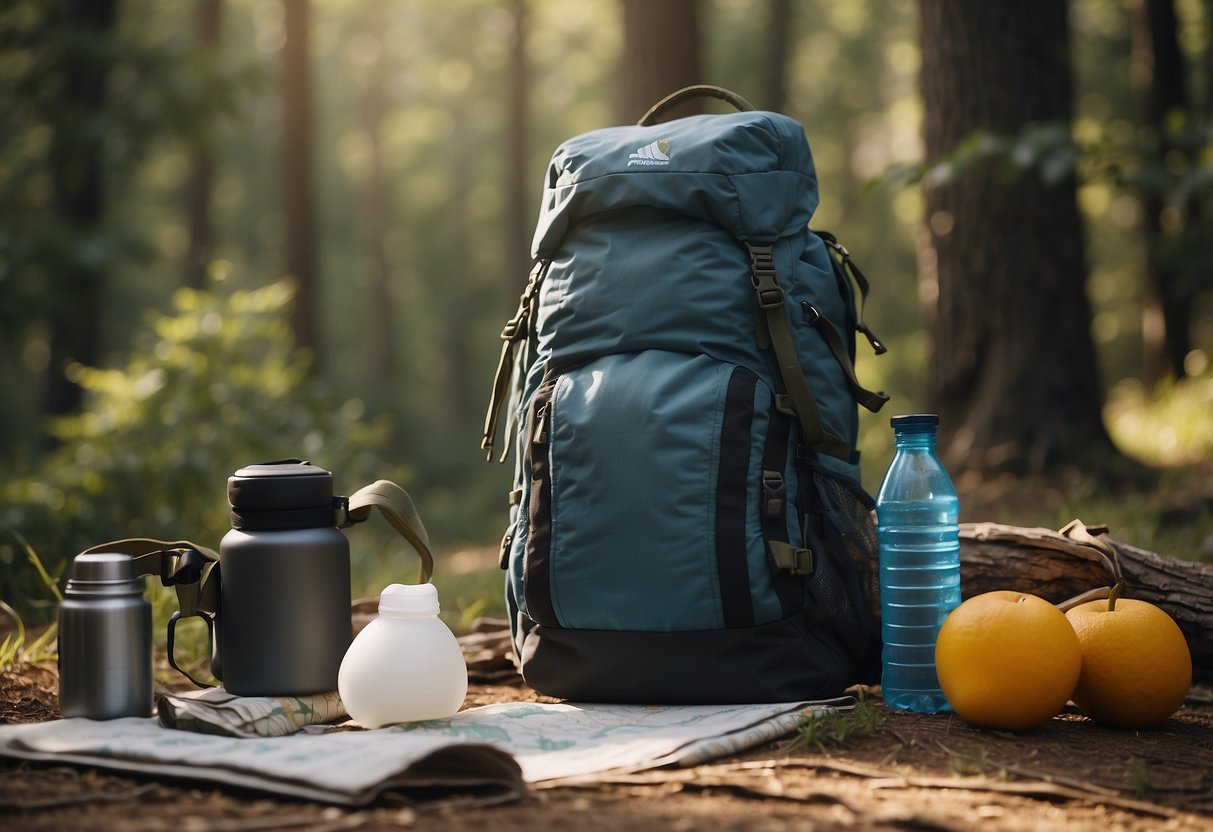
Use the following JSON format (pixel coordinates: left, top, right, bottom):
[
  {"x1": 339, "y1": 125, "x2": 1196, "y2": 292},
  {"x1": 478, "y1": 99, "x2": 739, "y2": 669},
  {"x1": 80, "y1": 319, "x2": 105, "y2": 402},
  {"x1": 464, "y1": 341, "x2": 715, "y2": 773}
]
[
  {"x1": 800, "y1": 302, "x2": 889, "y2": 413},
  {"x1": 82, "y1": 538, "x2": 221, "y2": 618},
  {"x1": 79, "y1": 480, "x2": 434, "y2": 595},
  {"x1": 77, "y1": 478, "x2": 432, "y2": 688},
  {"x1": 746, "y1": 242, "x2": 852, "y2": 462},
  {"x1": 760, "y1": 408, "x2": 806, "y2": 616},
  {"x1": 80, "y1": 537, "x2": 222, "y2": 688},
  {"x1": 816, "y1": 230, "x2": 886, "y2": 356},
  {"x1": 344, "y1": 479, "x2": 434, "y2": 584},
  {"x1": 482, "y1": 260, "x2": 549, "y2": 462}
]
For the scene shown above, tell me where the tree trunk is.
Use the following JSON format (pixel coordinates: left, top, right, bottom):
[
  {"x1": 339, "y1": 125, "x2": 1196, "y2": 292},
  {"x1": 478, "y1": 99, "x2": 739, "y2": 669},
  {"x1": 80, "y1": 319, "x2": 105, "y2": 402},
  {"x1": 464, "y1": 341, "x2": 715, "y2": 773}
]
[
  {"x1": 1135, "y1": 0, "x2": 1193, "y2": 385},
  {"x1": 506, "y1": 0, "x2": 531, "y2": 292},
  {"x1": 42, "y1": 0, "x2": 118, "y2": 422},
  {"x1": 1206, "y1": 0, "x2": 1213, "y2": 122},
  {"x1": 959, "y1": 522, "x2": 1213, "y2": 683},
  {"x1": 354, "y1": 0, "x2": 395, "y2": 382},
  {"x1": 618, "y1": 0, "x2": 704, "y2": 123},
  {"x1": 443, "y1": 102, "x2": 473, "y2": 428},
  {"x1": 918, "y1": 0, "x2": 1122, "y2": 476},
  {"x1": 185, "y1": 0, "x2": 223, "y2": 290},
  {"x1": 762, "y1": 0, "x2": 792, "y2": 113},
  {"x1": 281, "y1": 0, "x2": 320, "y2": 364}
]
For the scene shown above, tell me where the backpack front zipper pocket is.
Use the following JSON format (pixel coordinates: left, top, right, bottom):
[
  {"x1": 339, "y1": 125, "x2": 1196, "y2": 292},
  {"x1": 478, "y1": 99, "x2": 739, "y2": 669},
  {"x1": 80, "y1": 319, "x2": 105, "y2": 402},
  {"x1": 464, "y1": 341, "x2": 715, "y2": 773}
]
[{"x1": 516, "y1": 352, "x2": 795, "y2": 632}]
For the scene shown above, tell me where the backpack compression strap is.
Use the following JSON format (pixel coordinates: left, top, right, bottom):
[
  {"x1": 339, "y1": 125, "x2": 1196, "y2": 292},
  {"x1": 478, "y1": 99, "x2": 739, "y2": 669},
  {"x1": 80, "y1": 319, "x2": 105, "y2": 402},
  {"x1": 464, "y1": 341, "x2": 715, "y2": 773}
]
[
  {"x1": 801, "y1": 303, "x2": 890, "y2": 413},
  {"x1": 746, "y1": 242, "x2": 855, "y2": 462},
  {"x1": 482, "y1": 260, "x2": 549, "y2": 462},
  {"x1": 817, "y1": 230, "x2": 887, "y2": 357}
]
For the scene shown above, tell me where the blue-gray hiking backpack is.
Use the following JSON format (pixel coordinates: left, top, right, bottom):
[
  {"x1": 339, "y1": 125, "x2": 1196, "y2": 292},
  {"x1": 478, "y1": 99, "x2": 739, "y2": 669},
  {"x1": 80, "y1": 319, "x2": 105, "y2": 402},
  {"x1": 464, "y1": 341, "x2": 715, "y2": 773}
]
[{"x1": 481, "y1": 86, "x2": 890, "y2": 703}]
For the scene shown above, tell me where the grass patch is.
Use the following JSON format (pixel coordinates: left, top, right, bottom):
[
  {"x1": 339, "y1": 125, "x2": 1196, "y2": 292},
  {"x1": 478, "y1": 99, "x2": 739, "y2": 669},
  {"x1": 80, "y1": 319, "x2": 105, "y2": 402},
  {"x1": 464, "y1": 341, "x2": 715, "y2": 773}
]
[
  {"x1": 0, "y1": 601, "x2": 58, "y2": 672},
  {"x1": 947, "y1": 744, "x2": 991, "y2": 777},
  {"x1": 1126, "y1": 759, "x2": 1154, "y2": 799},
  {"x1": 783, "y1": 693, "x2": 886, "y2": 753},
  {"x1": 0, "y1": 531, "x2": 61, "y2": 671}
]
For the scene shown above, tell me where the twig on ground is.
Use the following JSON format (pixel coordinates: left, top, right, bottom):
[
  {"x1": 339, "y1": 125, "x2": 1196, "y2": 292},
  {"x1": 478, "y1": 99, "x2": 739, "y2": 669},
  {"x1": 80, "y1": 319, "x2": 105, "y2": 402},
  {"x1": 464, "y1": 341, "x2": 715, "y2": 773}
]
[{"x1": 0, "y1": 782, "x2": 157, "y2": 810}]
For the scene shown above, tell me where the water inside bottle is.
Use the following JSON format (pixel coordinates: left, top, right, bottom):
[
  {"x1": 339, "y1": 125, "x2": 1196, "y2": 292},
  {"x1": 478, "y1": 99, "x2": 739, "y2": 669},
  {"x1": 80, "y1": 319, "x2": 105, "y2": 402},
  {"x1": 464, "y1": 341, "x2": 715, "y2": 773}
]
[{"x1": 878, "y1": 495, "x2": 960, "y2": 714}]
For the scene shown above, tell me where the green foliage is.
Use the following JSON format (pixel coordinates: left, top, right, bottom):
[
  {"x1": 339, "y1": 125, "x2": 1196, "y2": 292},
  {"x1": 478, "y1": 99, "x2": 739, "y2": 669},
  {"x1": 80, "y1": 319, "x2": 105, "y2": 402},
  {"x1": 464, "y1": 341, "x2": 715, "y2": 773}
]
[
  {"x1": 0, "y1": 278, "x2": 397, "y2": 620},
  {"x1": 0, "y1": 613, "x2": 58, "y2": 673},
  {"x1": 876, "y1": 114, "x2": 1213, "y2": 333},
  {"x1": 878, "y1": 122, "x2": 1083, "y2": 189},
  {"x1": 1127, "y1": 759, "x2": 1154, "y2": 799},
  {"x1": 783, "y1": 693, "x2": 887, "y2": 754},
  {"x1": 1106, "y1": 364, "x2": 1213, "y2": 468},
  {"x1": 433, "y1": 562, "x2": 509, "y2": 634},
  {"x1": 0, "y1": 534, "x2": 61, "y2": 670},
  {"x1": 0, "y1": 0, "x2": 264, "y2": 443},
  {"x1": 1, "y1": 0, "x2": 1211, "y2": 641}
]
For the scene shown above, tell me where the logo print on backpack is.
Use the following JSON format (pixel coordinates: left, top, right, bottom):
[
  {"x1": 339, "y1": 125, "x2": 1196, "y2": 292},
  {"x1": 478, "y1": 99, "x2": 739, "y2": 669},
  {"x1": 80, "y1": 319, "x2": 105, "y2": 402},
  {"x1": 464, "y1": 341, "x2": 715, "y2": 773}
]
[{"x1": 627, "y1": 139, "x2": 671, "y2": 167}]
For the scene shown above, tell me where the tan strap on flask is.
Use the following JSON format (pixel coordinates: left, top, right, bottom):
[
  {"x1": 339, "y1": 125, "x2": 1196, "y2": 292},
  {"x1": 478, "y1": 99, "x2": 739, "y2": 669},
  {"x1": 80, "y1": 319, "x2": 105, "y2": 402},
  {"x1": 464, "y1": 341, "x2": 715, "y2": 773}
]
[
  {"x1": 75, "y1": 478, "x2": 433, "y2": 688},
  {"x1": 341, "y1": 479, "x2": 434, "y2": 584}
]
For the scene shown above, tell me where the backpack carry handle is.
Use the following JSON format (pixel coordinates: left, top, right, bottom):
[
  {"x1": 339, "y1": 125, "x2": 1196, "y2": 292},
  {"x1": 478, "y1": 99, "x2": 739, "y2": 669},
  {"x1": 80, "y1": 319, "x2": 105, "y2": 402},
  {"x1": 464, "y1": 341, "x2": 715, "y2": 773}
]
[{"x1": 638, "y1": 84, "x2": 755, "y2": 126}]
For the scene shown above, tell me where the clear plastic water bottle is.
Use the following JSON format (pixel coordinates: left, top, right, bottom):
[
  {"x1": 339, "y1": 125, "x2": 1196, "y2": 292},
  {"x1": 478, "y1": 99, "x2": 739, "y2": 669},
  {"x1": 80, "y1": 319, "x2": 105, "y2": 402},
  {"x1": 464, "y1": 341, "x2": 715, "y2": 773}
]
[{"x1": 876, "y1": 413, "x2": 961, "y2": 713}]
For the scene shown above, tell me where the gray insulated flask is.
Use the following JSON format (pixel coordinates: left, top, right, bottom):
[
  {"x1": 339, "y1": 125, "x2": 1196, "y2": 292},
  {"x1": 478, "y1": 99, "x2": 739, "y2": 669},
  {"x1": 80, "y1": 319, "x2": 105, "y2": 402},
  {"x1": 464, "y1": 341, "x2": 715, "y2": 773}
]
[
  {"x1": 58, "y1": 552, "x2": 153, "y2": 719},
  {"x1": 219, "y1": 460, "x2": 352, "y2": 696}
]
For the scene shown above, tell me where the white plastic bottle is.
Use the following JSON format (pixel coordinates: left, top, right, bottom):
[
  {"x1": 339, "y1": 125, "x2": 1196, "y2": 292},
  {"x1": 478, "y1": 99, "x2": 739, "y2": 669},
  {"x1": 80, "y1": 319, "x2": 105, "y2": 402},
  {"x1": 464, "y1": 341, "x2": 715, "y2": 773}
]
[{"x1": 337, "y1": 582, "x2": 468, "y2": 728}]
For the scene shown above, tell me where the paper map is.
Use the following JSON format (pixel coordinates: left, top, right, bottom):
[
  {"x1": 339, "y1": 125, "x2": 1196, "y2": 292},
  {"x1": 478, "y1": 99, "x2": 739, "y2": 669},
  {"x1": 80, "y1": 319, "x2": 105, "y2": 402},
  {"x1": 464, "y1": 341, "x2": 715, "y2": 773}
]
[{"x1": 0, "y1": 697, "x2": 852, "y2": 805}]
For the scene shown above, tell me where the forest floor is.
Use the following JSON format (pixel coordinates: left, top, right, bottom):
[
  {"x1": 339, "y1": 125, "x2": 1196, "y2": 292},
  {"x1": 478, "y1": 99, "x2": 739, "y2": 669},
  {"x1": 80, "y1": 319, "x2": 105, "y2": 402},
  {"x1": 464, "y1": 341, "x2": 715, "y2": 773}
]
[
  {"x1": 2, "y1": 659, "x2": 1212, "y2": 832},
  {"x1": 3, "y1": 470, "x2": 1212, "y2": 830}
]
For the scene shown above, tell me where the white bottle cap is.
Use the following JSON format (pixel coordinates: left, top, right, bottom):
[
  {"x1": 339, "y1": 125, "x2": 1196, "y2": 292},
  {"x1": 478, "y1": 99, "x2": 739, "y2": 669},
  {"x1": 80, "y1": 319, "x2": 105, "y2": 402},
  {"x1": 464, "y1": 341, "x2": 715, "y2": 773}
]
[{"x1": 377, "y1": 582, "x2": 440, "y2": 616}]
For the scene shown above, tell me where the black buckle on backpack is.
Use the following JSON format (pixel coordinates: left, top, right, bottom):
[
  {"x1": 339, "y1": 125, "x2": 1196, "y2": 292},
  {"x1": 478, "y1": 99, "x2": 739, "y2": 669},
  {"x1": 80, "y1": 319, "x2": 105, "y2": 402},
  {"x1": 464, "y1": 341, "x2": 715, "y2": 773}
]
[
  {"x1": 769, "y1": 541, "x2": 814, "y2": 576},
  {"x1": 762, "y1": 469, "x2": 785, "y2": 518},
  {"x1": 746, "y1": 243, "x2": 784, "y2": 309}
]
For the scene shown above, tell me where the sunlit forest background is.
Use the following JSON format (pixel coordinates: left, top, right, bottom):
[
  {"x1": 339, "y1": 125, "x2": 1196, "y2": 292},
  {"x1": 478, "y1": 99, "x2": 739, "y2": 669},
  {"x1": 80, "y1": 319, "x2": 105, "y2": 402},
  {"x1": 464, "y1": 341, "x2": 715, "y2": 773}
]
[{"x1": 2, "y1": 0, "x2": 1210, "y2": 623}]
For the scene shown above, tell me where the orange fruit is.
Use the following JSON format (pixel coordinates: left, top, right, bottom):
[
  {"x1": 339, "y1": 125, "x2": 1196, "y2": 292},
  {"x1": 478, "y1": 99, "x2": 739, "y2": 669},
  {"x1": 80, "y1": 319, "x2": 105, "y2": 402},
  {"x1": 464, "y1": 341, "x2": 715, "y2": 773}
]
[
  {"x1": 1065, "y1": 597, "x2": 1192, "y2": 728},
  {"x1": 935, "y1": 591, "x2": 1082, "y2": 731}
]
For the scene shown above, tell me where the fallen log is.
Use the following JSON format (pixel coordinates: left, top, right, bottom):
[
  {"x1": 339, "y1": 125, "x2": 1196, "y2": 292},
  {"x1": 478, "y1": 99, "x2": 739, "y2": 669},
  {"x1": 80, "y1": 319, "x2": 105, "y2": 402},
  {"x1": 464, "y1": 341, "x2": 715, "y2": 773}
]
[{"x1": 960, "y1": 521, "x2": 1213, "y2": 684}]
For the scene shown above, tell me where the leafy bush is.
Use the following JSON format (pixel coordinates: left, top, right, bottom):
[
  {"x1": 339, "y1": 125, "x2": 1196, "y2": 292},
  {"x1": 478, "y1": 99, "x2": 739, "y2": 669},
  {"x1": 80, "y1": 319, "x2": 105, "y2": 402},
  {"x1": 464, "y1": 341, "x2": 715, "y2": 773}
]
[
  {"x1": 1105, "y1": 359, "x2": 1213, "y2": 468},
  {"x1": 0, "y1": 278, "x2": 399, "y2": 620}
]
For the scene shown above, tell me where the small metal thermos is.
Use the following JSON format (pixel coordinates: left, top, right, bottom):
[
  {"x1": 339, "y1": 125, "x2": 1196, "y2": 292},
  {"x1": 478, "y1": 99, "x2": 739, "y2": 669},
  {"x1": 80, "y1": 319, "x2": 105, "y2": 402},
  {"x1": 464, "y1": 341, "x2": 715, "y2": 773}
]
[{"x1": 58, "y1": 552, "x2": 152, "y2": 719}]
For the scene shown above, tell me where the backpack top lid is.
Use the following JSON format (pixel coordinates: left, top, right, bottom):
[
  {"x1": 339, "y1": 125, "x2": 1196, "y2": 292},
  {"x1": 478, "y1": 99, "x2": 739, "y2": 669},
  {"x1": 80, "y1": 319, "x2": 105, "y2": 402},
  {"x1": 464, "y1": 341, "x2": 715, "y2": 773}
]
[{"x1": 532, "y1": 110, "x2": 820, "y2": 258}]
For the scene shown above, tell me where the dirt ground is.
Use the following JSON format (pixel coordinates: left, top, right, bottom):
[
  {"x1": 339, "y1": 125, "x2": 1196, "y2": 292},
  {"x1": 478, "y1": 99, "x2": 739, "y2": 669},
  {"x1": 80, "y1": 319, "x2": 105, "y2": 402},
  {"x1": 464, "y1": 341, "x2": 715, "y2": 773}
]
[{"x1": 2, "y1": 658, "x2": 1211, "y2": 832}]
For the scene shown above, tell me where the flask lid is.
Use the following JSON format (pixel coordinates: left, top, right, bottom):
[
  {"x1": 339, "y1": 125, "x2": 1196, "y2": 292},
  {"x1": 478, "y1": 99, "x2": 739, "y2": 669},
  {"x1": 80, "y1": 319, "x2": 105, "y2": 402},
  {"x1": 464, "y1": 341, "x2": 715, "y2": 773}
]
[
  {"x1": 65, "y1": 553, "x2": 143, "y2": 596},
  {"x1": 377, "y1": 582, "x2": 439, "y2": 616},
  {"x1": 228, "y1": 459, "x2": 334, "y2": 511}
]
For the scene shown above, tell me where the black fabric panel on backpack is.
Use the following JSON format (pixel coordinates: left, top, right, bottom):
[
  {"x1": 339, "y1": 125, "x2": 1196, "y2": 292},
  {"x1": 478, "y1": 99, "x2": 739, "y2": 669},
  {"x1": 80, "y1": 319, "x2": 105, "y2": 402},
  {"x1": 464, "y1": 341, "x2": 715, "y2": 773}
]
[
  {"x1": 514, "y1": 611, "x2": 856, "y2": 704},
  {"x1": 760, "y1": 410, "x2": 803, "y2": 617},
  {"x1": 716, "y1": 367, "x2": 758, "y2": 629},
  {"x1": 795, "y1": 450, "x2": 882, "y2": 686},
  {"x1": 524, "y1": 379, "x2": 559, "y2": 628}
]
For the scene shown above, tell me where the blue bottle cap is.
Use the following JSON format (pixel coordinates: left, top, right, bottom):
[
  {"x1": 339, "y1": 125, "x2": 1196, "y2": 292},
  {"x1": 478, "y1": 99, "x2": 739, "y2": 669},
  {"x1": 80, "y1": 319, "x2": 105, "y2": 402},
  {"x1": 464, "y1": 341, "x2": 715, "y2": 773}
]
[{"x1": 890, "y1": 413, "x2": 939, "y2": 429}]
